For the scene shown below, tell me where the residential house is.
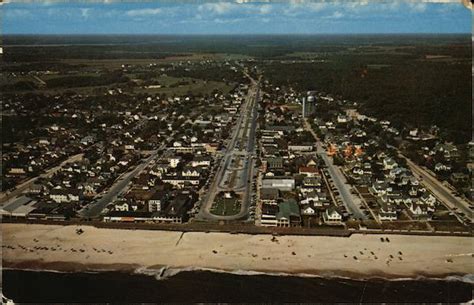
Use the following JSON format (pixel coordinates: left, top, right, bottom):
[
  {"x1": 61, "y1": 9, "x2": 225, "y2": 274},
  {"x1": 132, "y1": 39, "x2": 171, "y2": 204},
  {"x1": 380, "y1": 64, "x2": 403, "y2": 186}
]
[
  {"x1": 323, "y1": 207, "x2": 342, "y2": 225},
  {"x1": 168, "y1": 156, "x2": 182, "y2": 168},
  {"x1": 378, "y1": 201, "x2": 397, "y2": 221},
  {"x1": 300, "y1": 191, "x2": 325, "y2": 208},
  {"x1": 383, "y1": 158, "x2": 398, "y2": 170},
  {"x1": 409, "y1": 202, "x2": 430, "y2": 218},
  {"x1": 298, "y1": 166, "x2": 319, "y2": 177},
  {"x1": 50, "y1": 188, "x2": 81, "y2": 203},
  {"x1": 301, "y1": 205, "x2": 316, "y2": 216},
  {"x1": 191, "y1": 156, "x2": 212, "y2": 168},
  {"x1": 370, "y1": 181, "x2": 391, "y2": 196},
  {"x1": 182, "y1": 167, "x2": 203, "y2": 178}
]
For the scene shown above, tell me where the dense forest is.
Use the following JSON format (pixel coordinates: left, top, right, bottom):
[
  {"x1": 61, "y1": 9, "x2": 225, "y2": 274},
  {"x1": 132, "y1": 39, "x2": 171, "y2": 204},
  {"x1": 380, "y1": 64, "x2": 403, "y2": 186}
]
[{"x1": 262, "y1": 48, "x2": 471, "y2": 144}]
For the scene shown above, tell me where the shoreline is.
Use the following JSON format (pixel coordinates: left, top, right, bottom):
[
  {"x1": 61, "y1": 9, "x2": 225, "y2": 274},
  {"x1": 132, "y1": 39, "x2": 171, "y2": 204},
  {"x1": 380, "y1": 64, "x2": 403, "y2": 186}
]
[
  {"x1": 3, "y1": 260, "x2": 473, "y2": 283},
  {"x1": 3, "y1": 223, "x2": 473, "y2": 282}
]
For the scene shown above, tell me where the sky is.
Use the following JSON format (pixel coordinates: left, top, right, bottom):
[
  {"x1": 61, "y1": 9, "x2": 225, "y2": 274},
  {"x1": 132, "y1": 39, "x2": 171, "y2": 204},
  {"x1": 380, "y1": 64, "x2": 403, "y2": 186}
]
[{"x1": 2, "y1": 0, "x2": 472, "y2": 35}]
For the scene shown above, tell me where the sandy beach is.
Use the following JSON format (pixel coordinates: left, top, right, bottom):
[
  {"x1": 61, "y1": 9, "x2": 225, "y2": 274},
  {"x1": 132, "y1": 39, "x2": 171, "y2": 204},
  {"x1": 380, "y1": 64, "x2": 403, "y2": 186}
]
[{"x1": 2, "y1": 223, "x2": 473, "y2": 279}]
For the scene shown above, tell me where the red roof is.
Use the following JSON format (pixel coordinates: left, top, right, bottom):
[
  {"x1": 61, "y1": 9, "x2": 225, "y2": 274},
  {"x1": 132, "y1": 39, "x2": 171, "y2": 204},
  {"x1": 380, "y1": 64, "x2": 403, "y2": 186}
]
[{"x1": 299, "y1": 166, "x2": 318, "y2": 173}]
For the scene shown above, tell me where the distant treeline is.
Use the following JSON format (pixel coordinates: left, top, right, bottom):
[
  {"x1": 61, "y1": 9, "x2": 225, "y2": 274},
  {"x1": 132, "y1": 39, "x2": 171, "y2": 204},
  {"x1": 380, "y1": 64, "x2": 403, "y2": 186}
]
[{"x1": 3, "y1": 34, "x2": 469, "y2": 61}]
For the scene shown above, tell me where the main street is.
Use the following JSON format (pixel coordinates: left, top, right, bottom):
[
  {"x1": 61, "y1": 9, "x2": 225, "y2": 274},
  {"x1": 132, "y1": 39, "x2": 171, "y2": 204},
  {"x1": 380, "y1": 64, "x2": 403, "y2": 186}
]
[
  {"x1": 304, "y1": 119, "x2": 367, "y2": 220},
  {"x1": 196, "y1": 76, "x2": 259, "y2": 221}
]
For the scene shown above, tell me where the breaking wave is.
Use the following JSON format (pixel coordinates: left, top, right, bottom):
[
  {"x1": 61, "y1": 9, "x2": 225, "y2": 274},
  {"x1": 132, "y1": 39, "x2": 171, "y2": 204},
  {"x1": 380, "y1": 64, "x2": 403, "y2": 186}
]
[
  {"x1": 2, "y1": 267, "x2": 102, "y2": 274},
  {"x1": 132, "y1": 265, "x2": 474, "y2": 284},
  {"x1": 6, "y1": 266, "x2": 474, "y2": 284}
]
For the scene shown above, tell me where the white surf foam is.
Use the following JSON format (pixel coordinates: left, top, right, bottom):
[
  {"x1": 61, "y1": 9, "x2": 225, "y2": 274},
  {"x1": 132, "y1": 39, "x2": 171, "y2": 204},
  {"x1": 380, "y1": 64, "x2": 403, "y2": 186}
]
[{"x1": 132, "y1": 265, "x2": 474, "y2": 284}]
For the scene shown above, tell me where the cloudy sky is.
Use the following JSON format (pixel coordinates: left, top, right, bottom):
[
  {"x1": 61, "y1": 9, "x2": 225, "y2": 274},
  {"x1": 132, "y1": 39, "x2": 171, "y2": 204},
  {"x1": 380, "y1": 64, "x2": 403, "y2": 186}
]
[{"x1": 3, "y1": 0, "x2": 471, "y2": 34}]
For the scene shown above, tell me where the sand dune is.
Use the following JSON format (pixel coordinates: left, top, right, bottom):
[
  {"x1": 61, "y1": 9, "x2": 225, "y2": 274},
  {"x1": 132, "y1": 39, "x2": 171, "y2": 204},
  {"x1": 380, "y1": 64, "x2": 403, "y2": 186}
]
[{"x1": 2, "y1": 223, "x2": 473, "y2": 279}]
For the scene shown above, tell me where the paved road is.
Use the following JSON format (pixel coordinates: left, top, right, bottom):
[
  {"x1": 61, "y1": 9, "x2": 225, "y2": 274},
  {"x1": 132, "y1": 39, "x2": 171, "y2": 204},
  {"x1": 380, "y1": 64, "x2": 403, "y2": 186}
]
[
  {"x1": 79, "y1": 134, "x2": 174, "y2": 219},
  {"x1": 304, "y1": 120, "x2": 367, "y2": 220},
  {"x1": 400, "y1": 153, "x2": 473, "y2": 221},
  {"x1": 197, "y1": 78, "x2": 259, "y2": 221},
  {"x1": 0, "y1": 153, "x2": 84, "y2": 204}
]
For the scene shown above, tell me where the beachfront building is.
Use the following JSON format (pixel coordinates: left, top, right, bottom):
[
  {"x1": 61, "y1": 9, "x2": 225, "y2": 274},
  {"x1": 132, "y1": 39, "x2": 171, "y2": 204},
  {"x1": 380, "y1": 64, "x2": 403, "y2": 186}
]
[
  {"x1": 323, "y1": 207, "x2": 342, "y2": 225},
  {"x1": 260, "y1": 204, "x2": 279, "y2": 227},
  {"x1": 0, "y1": 196, "x2": 38, "y2": 219},
  {"x1": 276, "y1": 199, "x2": 301, "y2": 227},
  {"x1": 147, "y1": 191, "x2": 169, "y2": 212},
  {"x1": 378, "y1": 202, "x2": 397, "y2": 221}
]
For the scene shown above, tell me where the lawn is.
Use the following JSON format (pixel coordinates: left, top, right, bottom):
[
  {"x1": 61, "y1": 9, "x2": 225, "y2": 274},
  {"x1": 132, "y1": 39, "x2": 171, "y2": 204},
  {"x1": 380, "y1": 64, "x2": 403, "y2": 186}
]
[
  {"x1": 135, "y1": 75, "x2": 234, "y2": 96},
  {"x1": 210, "y1": 197, "x2": 241, "y2": 216}
]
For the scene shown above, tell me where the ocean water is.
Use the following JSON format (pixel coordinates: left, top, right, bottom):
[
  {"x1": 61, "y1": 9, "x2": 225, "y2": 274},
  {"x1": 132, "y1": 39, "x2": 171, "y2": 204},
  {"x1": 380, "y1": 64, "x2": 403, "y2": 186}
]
[{"x1": 3, "y1": 269, "x2": 473, "y2": 303}]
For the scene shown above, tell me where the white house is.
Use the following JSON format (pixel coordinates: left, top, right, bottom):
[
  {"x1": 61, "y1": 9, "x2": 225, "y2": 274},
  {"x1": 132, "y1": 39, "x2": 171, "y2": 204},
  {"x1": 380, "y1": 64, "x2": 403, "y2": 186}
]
[
  {"x1": 337, "y1": 115, "x2": 349, "y2": 123},
  {"x1": 434, "y1": 163, "x2": 451, "y2": 172},
  {"x1": 383, "y1": 158, "x2": 398, "y2": 170},
  {"x1": 115, "y1": 202, "x2": 129, "y2": 212},
  {"x1": 168, "y1": 156, "x2": 182, "y2": 168},
  {"x1": 301, "y1": 206, "x2": 316, "y2": 215},
  {"x1": 323, "y1": 208, "x2": 342, "y2": 224},
  {"x1": 300, "y1": 192, "x2": 324, "y2": 207},
  {"x1": 182, "y1": 168, "x2": 202, "y2": 178},
  {"x1": 378, "y1": 203, "x2": 397, "y2": 221},
  {"x1": 50, "y1": 190, "x2": 68, "y2": 203},
  {"x1": 370, "y1": 181, "x2": 390, "y2": 196},
  {"x1": 409, "y1": 202, "x2": 429, "y2": 217},
  {"x1": 191, "y1": 157, "x2": 211, "y2": 167},
  {"x1": 420, "y1": 193, "x2": 436, "y2": 206},
  {"x1": 8, "y1": 168, "x2": 26, "y2": 175}
]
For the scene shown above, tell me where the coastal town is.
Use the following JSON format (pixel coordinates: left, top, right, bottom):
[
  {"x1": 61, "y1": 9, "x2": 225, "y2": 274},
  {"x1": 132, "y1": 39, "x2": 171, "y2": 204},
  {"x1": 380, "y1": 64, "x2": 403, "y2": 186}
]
[
  {"x1": 3, "y1": 0, "x2": 474, "y2": 302},
  {"x1": 1, "y1": 56, "x2": 472, "y2": 238}
]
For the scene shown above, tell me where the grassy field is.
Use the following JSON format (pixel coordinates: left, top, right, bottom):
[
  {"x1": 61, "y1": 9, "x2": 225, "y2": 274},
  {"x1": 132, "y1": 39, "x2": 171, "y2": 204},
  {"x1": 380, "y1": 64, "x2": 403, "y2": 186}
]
[
  {"x1": 210, "y1": 197, "x2": 241, "y2": 216},
  {"x1": 58, "y1": 53, "x2": 251, "y2": 69},
  {"x1": 2, "y1": 72, "x2": 234, "y2": 96},
  {"x1": 135, "y1": 75, "x2": 234, "y2": 96}
]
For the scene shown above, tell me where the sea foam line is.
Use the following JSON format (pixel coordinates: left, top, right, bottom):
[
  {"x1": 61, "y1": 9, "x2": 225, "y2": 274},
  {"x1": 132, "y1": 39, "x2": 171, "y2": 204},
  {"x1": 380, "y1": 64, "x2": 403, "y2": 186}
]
[
  {"x1": 132, "y1": 265, "x2": 474, "y2": 284},
  {"x1": 5, "y1": 266, "x2": 474, "y2": 284}
]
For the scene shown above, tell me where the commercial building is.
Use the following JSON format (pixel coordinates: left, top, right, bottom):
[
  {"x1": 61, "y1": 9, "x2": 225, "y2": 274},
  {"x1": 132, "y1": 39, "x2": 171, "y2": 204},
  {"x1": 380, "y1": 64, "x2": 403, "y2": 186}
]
[{"x1": 262, "y1": 177, "x2": 295, "y2": 191}]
